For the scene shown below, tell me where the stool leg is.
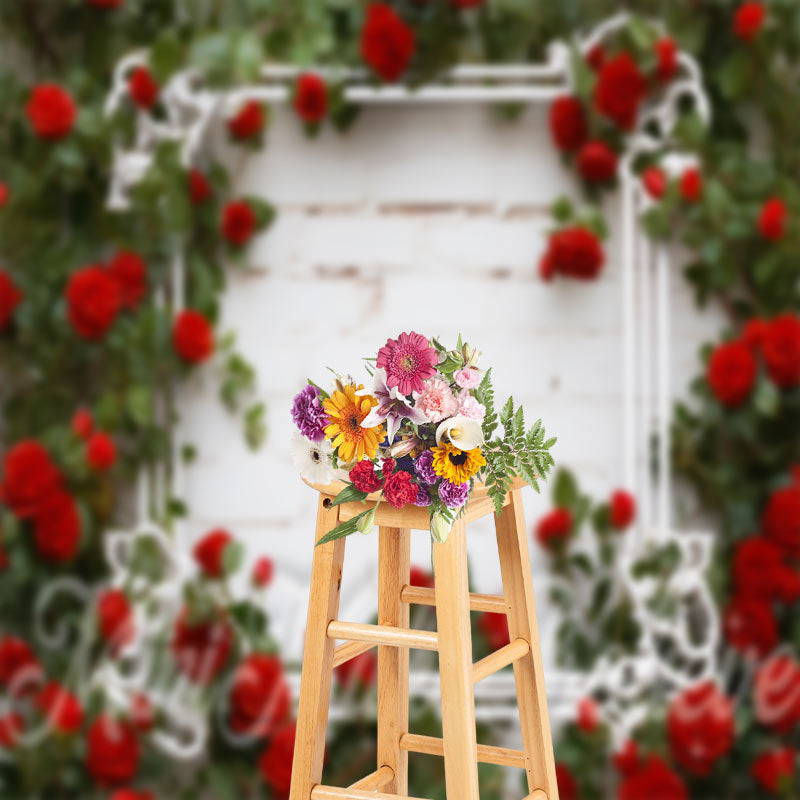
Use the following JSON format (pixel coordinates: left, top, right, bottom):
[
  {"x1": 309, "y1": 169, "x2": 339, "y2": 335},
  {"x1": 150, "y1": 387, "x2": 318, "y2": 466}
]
[
  {"x1": 378, "y1": 526, "x2": 410, "y2": 794},
  {"x1": 495, "y1": 490, "x2": 559, "y2": 799},
  {"x1": 289, "y1": 496, "x2": 346, "y2": 800},
  {"x1": 432, "y1": 519, "x2": 480, "y2": 800}
]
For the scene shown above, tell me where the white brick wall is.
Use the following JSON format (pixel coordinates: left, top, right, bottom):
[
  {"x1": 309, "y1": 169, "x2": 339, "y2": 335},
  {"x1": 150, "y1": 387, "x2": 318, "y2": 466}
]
[{"x1": 178, "y1": 103, "x2": 722, "y2": 667}]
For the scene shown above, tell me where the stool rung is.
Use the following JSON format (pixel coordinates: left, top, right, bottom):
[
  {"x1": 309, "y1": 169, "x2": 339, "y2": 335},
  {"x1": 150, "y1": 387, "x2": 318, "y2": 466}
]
[
  {"x1": 327, "y1": 620, "x2": 438, "y2": 651},
  {"x1": 348, "y1": 765, "x2": 394, "y2": 791},
  {"x1": 311, "y1": 786, "x2": 428, "y2": 800},
  {"x1": 332, "y1": 640, "x2": 375, "y2": 669},
  {"x1": 472, "y1": 637, "x2": 530, "y2": 684},
  {"x1": 525, "y1": 791, "x2": 548, "y2": 800},
  {"x1": 399, "y1": 733, "x2": 527, "y2": 769},
  {"x1": 400, "y1": 585, "x2": 507, "y2": 614}
]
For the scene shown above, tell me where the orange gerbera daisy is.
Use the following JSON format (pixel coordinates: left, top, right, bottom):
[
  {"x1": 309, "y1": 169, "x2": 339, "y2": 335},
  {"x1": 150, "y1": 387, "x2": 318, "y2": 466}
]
[{"x1": 322, "y1": 384, "x2": 383, "y2": 463}]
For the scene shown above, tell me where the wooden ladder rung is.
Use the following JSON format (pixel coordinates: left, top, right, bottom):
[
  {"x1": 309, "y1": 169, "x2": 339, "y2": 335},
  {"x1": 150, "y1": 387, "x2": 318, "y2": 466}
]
[
  {"x1": 525, "y1": 791, "x2": 548, "y2": 800},
  {"x1": 400, "y1": 585, "x2": 507, "y2": 614},
  {"x1": 348, "y1": 765, "x2": 394, "y2": 791},
  {"x1": 472, "y1": 637, "x2": 530, "y2": 684},
  {"x1": 327, "y1": 620, "x2": 438, "y2": 651},
  {"x1": 311, "y1": 786, "x2": 427, "y2": 800},
  {"x1": 332, "y1": 640, "x2": 375, "y2": 669},
  {"x1": 399, "y1": 732, "x2": 527, "y2": 769}
]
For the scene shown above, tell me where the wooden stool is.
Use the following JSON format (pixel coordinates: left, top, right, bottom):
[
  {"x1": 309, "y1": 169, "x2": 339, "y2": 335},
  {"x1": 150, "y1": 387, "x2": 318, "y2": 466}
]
[{"x1": 289, "y1": 477, "x2": 559, "y2": 800}]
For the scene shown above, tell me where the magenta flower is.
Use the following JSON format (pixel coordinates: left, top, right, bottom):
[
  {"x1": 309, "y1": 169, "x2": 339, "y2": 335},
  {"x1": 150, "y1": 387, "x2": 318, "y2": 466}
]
[{"x1": 376, "y1": 331, "x2": 438, "y2": 396}]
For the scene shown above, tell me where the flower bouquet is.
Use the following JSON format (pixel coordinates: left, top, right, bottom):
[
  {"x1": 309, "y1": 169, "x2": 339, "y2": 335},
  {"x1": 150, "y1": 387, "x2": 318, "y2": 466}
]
[{"x1": 290, "y1": 332, "x2": 556, "y2": 544}]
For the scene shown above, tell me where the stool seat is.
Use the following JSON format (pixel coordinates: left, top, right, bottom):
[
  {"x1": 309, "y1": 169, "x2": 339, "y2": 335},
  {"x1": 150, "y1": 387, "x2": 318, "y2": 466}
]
[
  {"x1": 290, "y1": 479, "x2": 559, "y2": 800},
  {"x1": 302, "y1": 476, "x2": 528, "y2": 530}
]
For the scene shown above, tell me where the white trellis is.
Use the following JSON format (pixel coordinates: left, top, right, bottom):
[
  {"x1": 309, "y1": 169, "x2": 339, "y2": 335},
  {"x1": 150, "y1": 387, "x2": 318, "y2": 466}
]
[{"x1": 102, "y1": 11, "x2": 718, "y2": 750}]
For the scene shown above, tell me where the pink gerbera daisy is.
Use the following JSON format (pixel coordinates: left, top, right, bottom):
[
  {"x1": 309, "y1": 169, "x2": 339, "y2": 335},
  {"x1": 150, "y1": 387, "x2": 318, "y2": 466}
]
[{"x1": 376, "y1": 332, "x2": 438, "y2": 396}]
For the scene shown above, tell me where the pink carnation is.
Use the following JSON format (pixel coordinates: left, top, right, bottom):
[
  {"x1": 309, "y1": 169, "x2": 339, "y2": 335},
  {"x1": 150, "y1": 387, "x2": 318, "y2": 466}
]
[
  {"x1": 454, "y1": 368, "x2": 480, "y2": 389},
  {"x1": 416, "y1": 378, "x2": 458, "y2": 423},
  {"x1": 376, "y1": 332, "x2": 438, "y2": 396},
  {"x1": 457, "y1": 394, "x2": 485, "y2": 422}
]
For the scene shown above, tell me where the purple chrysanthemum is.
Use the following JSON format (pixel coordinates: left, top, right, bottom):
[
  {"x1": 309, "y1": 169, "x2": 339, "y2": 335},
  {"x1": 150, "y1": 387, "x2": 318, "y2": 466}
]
[
  {"x1": 414, "y1": 450, "x2": 437, "y2": 485},
  {"x1": 414, "y1": 485, "x2": 432, "y2": 507},
  {"x1": 291, "y1": 384, "x2": 329, "y2": 442},
  {"x1": 376, "y1": 331, "x2": 438, "y2": 396},
  {"x1": 438, "y1": 480, "x2": 469, "y2": 508}
]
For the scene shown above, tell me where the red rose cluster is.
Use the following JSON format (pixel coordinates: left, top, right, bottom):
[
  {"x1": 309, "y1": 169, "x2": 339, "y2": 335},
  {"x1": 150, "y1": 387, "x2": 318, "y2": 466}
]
[
  {"x1": 538, "y1": 226, "x2": 605, "y2": 282},
  {"x1": 614, "y1": 742, "x2": 688, "y2": 800},
  {"x1": 0, "y1": 440, "x2": 81, "y2": 563},
  {"x1": 360, "y1": 4, "x2": 415, "y2": 83},
  {"x1": 707, "y1": 313, "x2": 800, "y2": 407},
  {"x1": 170, "y1": 606, "x2": 233, "y2": 685},
  {"x1": 65, "y1": 250, "x2": 147, "y2": 340},
  {"x1": 26, "y1": 84, "x2": 76, "y2": 140},
  {"x1": 294, "y1": 73, "x2": 328, "y2": 124},
  {"x1": 127, "y1": 66, "x2": 159, "y2": 111},
  {"x1": 227, "y1": 100, "x2": 266, "y2": 141},
  {"x1": 534, "y1": 507, "x2": 573, "y2": 550}
]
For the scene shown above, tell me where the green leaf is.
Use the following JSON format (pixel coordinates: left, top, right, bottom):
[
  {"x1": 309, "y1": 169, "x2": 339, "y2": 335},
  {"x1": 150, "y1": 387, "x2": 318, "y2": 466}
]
[
  {"x1": 331, "y1": 484, "x2": 369, "y2": 506},
  {"x1": 222, "y1": 540, "x2": 244, "y2": 575},
  {"x1": 552, "y1": 469, "x2": 579, "y2": 509},
  {"x1": 316, "y1": 508, "x2": 375, "y2": 546},
  {"x1": 127, "y1": 385, "x2": 152, "y2": 426}
]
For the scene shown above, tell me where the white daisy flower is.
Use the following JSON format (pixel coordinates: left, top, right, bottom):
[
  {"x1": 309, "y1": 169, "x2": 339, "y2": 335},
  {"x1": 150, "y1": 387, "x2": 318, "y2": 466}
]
[{"x1": 291, "y1": 432, "x2": 335, "y2": 485}]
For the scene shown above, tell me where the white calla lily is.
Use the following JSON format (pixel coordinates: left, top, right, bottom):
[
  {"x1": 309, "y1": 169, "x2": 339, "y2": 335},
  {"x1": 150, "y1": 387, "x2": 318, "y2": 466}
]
[{"x1": 435, "y1": 415, "x2": 484, "y2": 451}]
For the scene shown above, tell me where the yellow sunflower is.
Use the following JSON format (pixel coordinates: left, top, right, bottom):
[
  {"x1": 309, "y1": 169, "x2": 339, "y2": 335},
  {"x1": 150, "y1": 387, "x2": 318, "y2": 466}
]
[
  {"x1": 323, "y1": 384, "x2": 383, "y2": 463},
  {"x1": 431, "y1": 443, "x2": 486, "y2": 484}
]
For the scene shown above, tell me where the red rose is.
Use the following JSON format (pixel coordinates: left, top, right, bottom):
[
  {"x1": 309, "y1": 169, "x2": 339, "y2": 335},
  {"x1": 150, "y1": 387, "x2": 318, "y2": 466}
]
[
  {"x1": 732, "y1": 537, "x2": 800, "y2": 604},
  {"x1": 586, "y1": 44, "x2": 606, "y2": 71},
  {"x1": 35, "y1": 682, "x2": 84, "y2": 734},
  {"x1": 361, "y1": 3, "x2": 415, "y2": 83},
  {"x1": 734, "y1": 2, "x2": 766, "y2": 41},
  {"x1": 754, "y1": 654, "x2": 800, "y2": 733},
  {"x1": 555, "y1": 763, "x2": 579, "y2": 800},
  {"x1": 762, "y1": 484, "x2": 800, "y2": 557},
  {"x1": 477, "y1": 612, "x2": 509, "y2": 651},
  {"x1": 613, "y1": 740, "x2": 640, "y2": 776},
  {"x1": 128, "y1": 67, "x2": 158, "y2": 111},
  {"x1": 758, "y1": 197, "x2": 788, "y2": 240},
  {"x1": 86, "y1": 715, "x2": 140, "y2": 786},
  {"x1": 71, "y1": 408, "x2": 94, "y2": 439},
  {"x1": 655, "y1": 37, "x2": 678, "y2": 82},
  {"x1": 349, "y1": 459, "x2": 384, "y2": 493},
  {"x1": 227, "y1": 100, "x2": 266, "y2": 140},
  {"x1": 0, "y1": 439, "x2": 62, "y2": 517},
  {"x1": 383, "y1": 470, "x2": 417, "y2": 509},
  {"x1": 172, "y1": 309, "x2": 214, "y2": 363},
  {"x1": 576, "y1": 140, "x2": 618, "y2": 183},
  {"x1": 761, "y1": 313, "x2": 800, "y2": 388},
  {"x1": 108, "y1": 250, "x2": 147, "y2": 310},
  {"x1": 707, "y1": 340, "x2": 757, "y2": 407},
  {"x1": 642, "y1": 167, "x2": 667, "y2": 199},
  {"x1": 335, "y1": 649, "x2": 377, "y2": 689},
  {"x1": 130, "y1": 693, "x2": 155, "y2": 733},
  {"x1": 0, "y1": 636, "x2": 41, "y2": 695},
  {"x1": 170, "y1": 607, "x2": 232, "y2": 684},
  {"x1": 0, "y1": 182, "x2": 8, "y2": 207},
  {"x1": 26, "y1": 84, "x2": 76, "y2": 140},
  {"x1": 679, "y1": 167, "x2": 703, "y2": 202},
  {"x1": 409, "y1": 565, "x2": 433, "y2": 588},
  {"x1": 258, "y1": 722, "x2": 296, "y2": 796},
  {"x1": 539, "y1": 226, "x2": 605, "y2": 282},
  {"x1": 751, "y1": 747, "x2": 796, "y2": 794},
  {"x1": 610, "y1": 489, "x2": 636, "y2": 529},
  {"x1": 193, "y1": 528, "x2": 233, "y2": 577},
  {"x1": 188, "y1": 169, "x2": 212, "y2": 205},
  {"x1": 744, "y1": 317, "x2": 766, "y2": 350},
  {"x1": 86, "y1": 432, "x2": 116, "y2": 471},
  {"x1": 252, "y1": 556, "x2": 274, "y2": 588},
  {"x1": 535, "y1": 507, "x2": 573, "y2": 549},
  {"x1": 548, "y1": 96, "x2": 587, "y2": 152},
  {"x1": 0, "y1": 713, "x2": 24, "y2": 749},
  {"x1": 593, "y1": 52, "x2": 646, "y2": 131},
  {"x1": 576, "y1": 697, "x2": 599, "y2": 733},
  {"x1": 294, "y1": 74, "x2": 328, "y2": 123},
  {"x1": 221, "y1": 200, "x2": 257, "y2": 245},
  {"x1": 65, "y1": 265, "x2": 122, "y2": 339},
  {"x1": 619, "y1": 754, "x2": 687, "y2": 800},
  {"x1": 97, "y1": 589, "x2": 135, "y2": 654},
  {"x1": 723, "y1": 594, "x2": 777, "y2": 657},
  {"x1": 33, "y1": 490, "x2": 81, "y2": 563},
  {"x1": 668, "y1": 680, "x2": 734, "y2": 775},
  {"x1": 230, "y1": 653, "x2": 290, "y2": 737},
  {"x1": 0, "y1": 270, "x2": 22, "y2": 330}
]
